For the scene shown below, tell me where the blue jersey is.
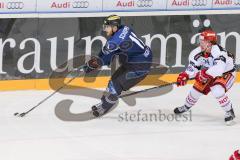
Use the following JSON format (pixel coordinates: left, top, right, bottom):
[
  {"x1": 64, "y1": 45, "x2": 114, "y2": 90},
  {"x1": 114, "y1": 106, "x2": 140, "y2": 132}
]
[{"x1": 98, "y1": 25, "x2": 152, "y2": 66}]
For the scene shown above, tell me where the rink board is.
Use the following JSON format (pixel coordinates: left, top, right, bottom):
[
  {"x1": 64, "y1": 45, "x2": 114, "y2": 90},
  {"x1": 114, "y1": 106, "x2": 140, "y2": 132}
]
[
  {"x1": 0, "y1": 14, "x2": 240, "y2": 90},
  {"x1": 0, "y1": 72, "x2": 239, "y2": 91}
]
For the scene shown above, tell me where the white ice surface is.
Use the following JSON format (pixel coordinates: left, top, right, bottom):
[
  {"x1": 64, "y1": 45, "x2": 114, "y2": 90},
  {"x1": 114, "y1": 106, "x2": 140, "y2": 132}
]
[{"x1": 0, "y1": 84, "x2": 239, "y2": 160}]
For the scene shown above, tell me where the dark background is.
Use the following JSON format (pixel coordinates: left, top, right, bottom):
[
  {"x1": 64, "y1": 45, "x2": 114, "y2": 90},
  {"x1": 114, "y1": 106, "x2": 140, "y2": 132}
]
[{"x1": 0, "y1": 14, "x2": 239, "y2": 79}]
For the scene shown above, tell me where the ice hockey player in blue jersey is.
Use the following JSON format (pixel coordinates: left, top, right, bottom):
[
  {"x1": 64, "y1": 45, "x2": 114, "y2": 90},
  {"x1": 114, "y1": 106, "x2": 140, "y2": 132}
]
[{"x1": 83, "y1": 15, "x2": 152, "y2": 117}]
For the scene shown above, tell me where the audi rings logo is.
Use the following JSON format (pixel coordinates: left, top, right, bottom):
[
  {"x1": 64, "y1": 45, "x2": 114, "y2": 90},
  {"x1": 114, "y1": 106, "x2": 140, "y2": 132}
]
[
  {"x1": 191, "y1": 0, "x2": 208, "y2": 6},
  {"x1": 234, "y1": 0, "x2": 240, "y2": 5},
  {"x1": 72, "y1": 1, "x2": 89, "y2": 8},
  {"x1": 137, "y1": 0, "x2": 153, "y2": 7},
  {"x1": 7, "y1": 2, "x2": 24, "y2": 9}
]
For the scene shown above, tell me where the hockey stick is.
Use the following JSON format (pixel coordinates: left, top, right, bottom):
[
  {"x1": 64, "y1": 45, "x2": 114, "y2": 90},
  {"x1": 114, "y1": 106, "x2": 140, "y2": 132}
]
[
  {"x1": 120, "y1": 78, "x2": 194, "y2": 98},
  {"x1": 14, "y1": 66, "x2": 84, "y2": 117}
]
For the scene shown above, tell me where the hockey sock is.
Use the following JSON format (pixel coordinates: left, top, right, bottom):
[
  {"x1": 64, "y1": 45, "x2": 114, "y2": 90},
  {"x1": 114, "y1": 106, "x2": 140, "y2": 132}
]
[
  {"x1": 184, "y1": 87, "x2": 203, "y2": 108},
  {"x1": 216, "y1": 94, "x2": 232, "y2": 112},
  {"x1": 211, "y1": 85, "x2": 233, "y2": 112}
]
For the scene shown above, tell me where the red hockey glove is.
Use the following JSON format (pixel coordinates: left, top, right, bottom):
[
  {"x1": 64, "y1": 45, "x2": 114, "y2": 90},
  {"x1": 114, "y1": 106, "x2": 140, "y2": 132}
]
[
  {"x1": 195, "y1": 69, "x2": 213, "y2": 84},
  {"x1": 177, "y1": 72, "x2": 189, "y2": 87},
  {"x1": 229, "y1": 150, "x2": 240, "y2": 160}
]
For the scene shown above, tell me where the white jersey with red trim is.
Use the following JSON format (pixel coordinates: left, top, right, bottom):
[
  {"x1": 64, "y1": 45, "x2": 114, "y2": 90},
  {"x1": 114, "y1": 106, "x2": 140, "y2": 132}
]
[{"x1": 185, "y1": 45, "x2": 235, "y2": 79}]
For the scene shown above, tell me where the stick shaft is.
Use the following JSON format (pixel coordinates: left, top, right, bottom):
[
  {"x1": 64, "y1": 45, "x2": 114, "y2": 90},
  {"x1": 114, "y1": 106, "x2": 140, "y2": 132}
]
[
  {"x1": 120, "y1": 78, "x2": 194, "y2": 98},
  {"x1": 23, "y1": 68, "x2": 83, "y2": 115}
]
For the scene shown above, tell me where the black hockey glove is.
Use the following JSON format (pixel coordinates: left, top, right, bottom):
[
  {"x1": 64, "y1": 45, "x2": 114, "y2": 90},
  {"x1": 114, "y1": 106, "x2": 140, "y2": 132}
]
[{"x1": 83, "y1": 57, "x2": 103, "y2": 74}]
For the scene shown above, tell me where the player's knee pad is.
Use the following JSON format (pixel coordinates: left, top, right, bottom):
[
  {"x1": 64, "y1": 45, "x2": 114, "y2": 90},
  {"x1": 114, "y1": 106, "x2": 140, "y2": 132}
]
[{"x1": 210, "y1": 84, "x2": 225, "y2": 98}]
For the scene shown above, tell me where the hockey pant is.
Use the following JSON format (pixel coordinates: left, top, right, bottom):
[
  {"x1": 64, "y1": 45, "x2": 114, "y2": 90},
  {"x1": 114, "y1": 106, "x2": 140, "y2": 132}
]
[
  {"x1": 101, "y1": 62, "x2": 151, "y2": 111},
  {"x1": 184, "y1": 72, "x2": 235, "y2": 112}
]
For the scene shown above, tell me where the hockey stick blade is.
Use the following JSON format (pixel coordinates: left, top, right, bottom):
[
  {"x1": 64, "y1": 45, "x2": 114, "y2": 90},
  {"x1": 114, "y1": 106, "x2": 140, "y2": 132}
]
[{"x1": 14, "y1": 112, "x2": 26, "y2": 117}]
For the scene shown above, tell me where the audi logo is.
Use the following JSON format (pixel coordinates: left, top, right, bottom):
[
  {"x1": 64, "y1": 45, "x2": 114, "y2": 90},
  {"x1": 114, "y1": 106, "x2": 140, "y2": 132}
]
[
  {"x1": 137, "y1": 0, "x2": 153, "y2": 7},
  {"x1": 7, "y1": 2, "x2": 24, "y2": 9},
  {"x1": 72, "y1": 1, "x2": 89, "y2": 8},
  {"x1": 191, "y1": 0, "x2": 208, "y2": 6},
  {"x1": 234, "y1": 0, "x2": 240, "y2": 5}
]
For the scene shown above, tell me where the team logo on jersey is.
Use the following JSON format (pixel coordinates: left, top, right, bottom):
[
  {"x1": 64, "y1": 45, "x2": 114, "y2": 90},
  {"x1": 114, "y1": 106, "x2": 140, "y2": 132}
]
[
  {"x1": 137, "y1": 0, "x2": 153, "y2": 7},
  {"x1": 119, "y1": 40, "x2": 133, "y2": 51},
  {"x1": 202, "y1": 58, "x2": 210, "y2": 66},
  {"x1": 186, "y1": 65, "x2": 194, "y2": 72},
  {"x1": 108, "y1": 41, "x2": 118, "y2": 51},
  {"x1": 102, "y1": 41, "x2": 118, "y2": 55},
  {"x1": 7, "y1": 2, "x2": 24, "y2": 9}
]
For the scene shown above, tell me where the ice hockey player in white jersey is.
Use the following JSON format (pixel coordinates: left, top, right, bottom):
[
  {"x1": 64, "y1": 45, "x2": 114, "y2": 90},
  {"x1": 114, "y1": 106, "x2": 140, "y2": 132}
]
[{"x1": 174, "y1": 29, "x2": 236, "y2": 125}]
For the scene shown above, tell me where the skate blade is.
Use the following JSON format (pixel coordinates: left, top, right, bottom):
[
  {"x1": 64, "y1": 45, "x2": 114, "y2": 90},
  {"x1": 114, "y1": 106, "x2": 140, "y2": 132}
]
[{"x1": 225, "y1": 120, "x2": 236, "y2": 126}]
